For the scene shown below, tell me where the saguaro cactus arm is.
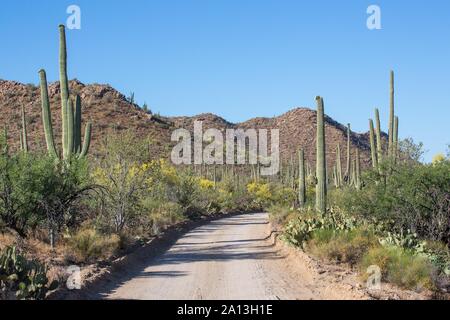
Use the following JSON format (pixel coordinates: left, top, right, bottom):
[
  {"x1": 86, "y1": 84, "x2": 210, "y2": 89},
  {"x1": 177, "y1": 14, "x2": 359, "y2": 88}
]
[
  {"x1": 298, "y1": 149, "x2": 306, "y2": 207},
  {"x1": 369, "y1": 119, "x2": 377, "y2": 169},
  {"x1": 65, "y1": 99, "x2": 74, "y2": 160},
  {"x1": 375, "y1": 108, "x2": 383, "y2": 165},
  {"x1": 21, "y1": 105, "x2": 28, "y2": 153},
  {"x1": 336, "y1": 144, "x2": 342, "y2": 187},
  {"x1": 74, "y1": 95, "x2": 82, "y2": 153},
  {"x1": 394, "y1": 116, "x2": 399, "y2": 161},
  {"x1": 355, "y1": 148, "x2": 361, "y2": 190},
  {"x1": 79, "y1": 122, "x2": 92, "y2": 158},
  {"x1": 38, "y1": 69, "x2": 59, "y2": 159}
]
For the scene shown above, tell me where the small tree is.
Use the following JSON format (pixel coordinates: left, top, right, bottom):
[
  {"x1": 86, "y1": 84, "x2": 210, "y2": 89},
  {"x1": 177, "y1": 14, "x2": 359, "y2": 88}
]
[{"x1": 93, "y1": 132, "x2": 150, "y2": 233}]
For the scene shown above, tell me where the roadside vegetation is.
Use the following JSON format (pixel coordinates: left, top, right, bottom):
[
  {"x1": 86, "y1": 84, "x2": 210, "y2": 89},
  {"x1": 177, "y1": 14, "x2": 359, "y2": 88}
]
[{"x1": 269, "y1": 94, "x2": 450, "y2": 295}]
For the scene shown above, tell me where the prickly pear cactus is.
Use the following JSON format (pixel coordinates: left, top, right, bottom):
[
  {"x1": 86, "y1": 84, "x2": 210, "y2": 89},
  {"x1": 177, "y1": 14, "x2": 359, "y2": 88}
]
[{"x1": 0, "y1": 246, "x2": 58, "y2": 300}]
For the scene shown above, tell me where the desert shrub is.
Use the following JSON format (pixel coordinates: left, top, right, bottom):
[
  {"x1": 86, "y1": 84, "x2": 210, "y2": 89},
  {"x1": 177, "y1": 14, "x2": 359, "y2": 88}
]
[
  {"x1": 247, "y1": 182, "x2": 296, "y2": 211},
  {"x1": 271, "y1": 184, "x2": 297, "y2": 208},
  {"x1": 0, "y1": 246, "x2": 58, "y2": 300},
  {"x1": 247, "y1": 182, "x2": 272, "y2": 210},
  {"x1": 359, "y1": 246, "x2": 434, "y2": 290},
  {"x1": 0, "y1": 149, "x2": 90, "y2": 241},
  {"x1": 68, "y1": 229, "x2": 120, "y2": 264},
  {"x1": 307, "y1": 228, "x2": 378, "y2": 266},
  {"x1": 331, "y1": 160, "x2": 450, "y2": 244},
  {"x1": 212, "y1": 178, "x2": 254, "y2": 213},
  {"x1": 195, "y1": 188, "x2": 222, "y2": 215},
  {"x1": 139, "y1": 199, "x2": 185, "y2": 235},
  {"x1": 164, "y1": 170, "x2": 198, "y2": 215}
]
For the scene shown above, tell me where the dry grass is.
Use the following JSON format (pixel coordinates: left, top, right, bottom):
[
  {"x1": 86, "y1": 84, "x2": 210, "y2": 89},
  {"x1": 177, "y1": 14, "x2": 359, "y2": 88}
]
[
  {"x1": 0, "y1": 231, "x2": 17, "y2": 250},
  {"x1": 359, "y1": 246, "x2": 434, "y2": 291},
  {"x1": 306, "y1": 228, "x2": 379, "y2": 267},
  {"x1": 67, "y1": 229, "x2": 120, "y2": 264}
]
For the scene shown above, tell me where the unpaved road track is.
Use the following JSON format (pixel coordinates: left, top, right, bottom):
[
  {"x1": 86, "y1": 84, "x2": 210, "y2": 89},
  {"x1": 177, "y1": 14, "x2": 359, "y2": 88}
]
[{"x1": 95, "y1": 213, "x2": 327, "y2": 300}]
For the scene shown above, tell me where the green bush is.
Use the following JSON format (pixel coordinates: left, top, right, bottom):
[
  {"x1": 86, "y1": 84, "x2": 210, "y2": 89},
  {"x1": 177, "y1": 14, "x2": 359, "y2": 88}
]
[
  {"x1": 140, "y1": 200, "x2": 186, "y2": 235},
  {"x1": 0, "y1": 150, "x2": 89, "y2": 239},
  {"x1": 215, "y1": 180, "x2": 255, "y2": 213},
  {"x1": 360, "y1": 246, "x2": 434, "y2": 290},
  {"x1": 68, "y1": 229, "x2": 120, "y2": 264},
  {"x1": 330, "y1": 161, "x2": 450, "y2": 244}
]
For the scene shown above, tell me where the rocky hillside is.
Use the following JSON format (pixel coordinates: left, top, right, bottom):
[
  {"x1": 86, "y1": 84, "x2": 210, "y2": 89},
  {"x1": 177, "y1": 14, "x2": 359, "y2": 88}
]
[
  {"x1": 0, "y1": 79, "x2": 385, "y2": 168},
  {"x1": 0, "y1": 79, "x2": 173, "y2": 158}
]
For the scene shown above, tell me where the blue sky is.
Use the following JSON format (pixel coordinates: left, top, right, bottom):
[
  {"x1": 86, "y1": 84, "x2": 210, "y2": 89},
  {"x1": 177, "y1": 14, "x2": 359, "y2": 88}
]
[{"x1": 0, "y1": 0, "x2": 449, "y2": 161}]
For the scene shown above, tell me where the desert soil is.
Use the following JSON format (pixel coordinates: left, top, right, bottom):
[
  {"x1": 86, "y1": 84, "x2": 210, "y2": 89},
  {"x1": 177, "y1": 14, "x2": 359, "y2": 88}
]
[{"x1": 84, "y1": 212, "x2": 381, "y2": 300}]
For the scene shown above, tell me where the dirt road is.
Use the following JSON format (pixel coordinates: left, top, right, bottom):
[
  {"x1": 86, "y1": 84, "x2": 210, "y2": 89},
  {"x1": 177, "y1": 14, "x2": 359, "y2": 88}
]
[{"x1": 91, "y1": 212, "x2": 361, "y2": 300}]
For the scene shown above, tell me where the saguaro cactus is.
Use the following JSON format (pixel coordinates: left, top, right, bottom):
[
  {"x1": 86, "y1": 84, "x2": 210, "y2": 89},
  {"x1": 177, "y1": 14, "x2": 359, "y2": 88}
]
[
  {"x1": 336, "y1": 144, "x2": 342, "y2": 188},
  {"x1": 349, "y1": 159, "x2": 355, "y2": 187},
  {"x1": 345, "y1": 123, "x2": 351, "y2": 182},
  {"x1": 332, "y1": 166, "x2": 338, "y2": 188},
  {"x1": 39, "y1": 25, "x2": 92, "y2": 161},
  {"x1": 375, "y1": 108, "x2": 383, "y2": 165},
  {"x1": 315, "y1": 96, "x2": 327, "y2": 214},
  {"x1": 298, "y1": 149, "x2": 306, "y2": 207},
  {"x1": 369, "y1": 119, "x2": 377, "y2": 169},
  {"x1": 388, "y1": 71, "x2": 395, "y2": 158},
  {"x1": 59, "y1": 24, "x2": 70, "y2": 160},
  {"x1": 20, "y1": 105, "x2": 28, "y2": 153},
  {"x1": 355, "y1": 148, "x2": 361, "y2": 190},
  {"x1": 73, "y1": 95, "x2": 82, "y2": 154},
  {"x1": 393, "y1": 116, "x2": 399, "y2": 161}
]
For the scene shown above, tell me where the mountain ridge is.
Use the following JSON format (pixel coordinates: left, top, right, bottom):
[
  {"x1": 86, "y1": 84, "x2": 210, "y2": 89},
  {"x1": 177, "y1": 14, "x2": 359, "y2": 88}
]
[{"x1": 0, "y1": 79, "x2": 386, "y2": 168}]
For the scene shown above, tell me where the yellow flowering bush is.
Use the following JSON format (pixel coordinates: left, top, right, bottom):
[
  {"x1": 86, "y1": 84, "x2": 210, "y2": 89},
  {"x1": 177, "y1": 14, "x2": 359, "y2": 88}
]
[
  {"x1": 199, "y1": 178, "x2": 215, "y2": 190},
  {"x1": 432, "y1": 153, "x2": 446, "y2": 165},
  {"x1": 247, "y1": 182, "x2": 273, "y2": 209}
]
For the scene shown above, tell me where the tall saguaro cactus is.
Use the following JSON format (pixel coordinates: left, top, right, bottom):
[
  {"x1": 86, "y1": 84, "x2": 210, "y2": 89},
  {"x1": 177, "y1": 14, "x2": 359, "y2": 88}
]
[
  {"x1": 355, "y1": 148, "x2": 361, "y2": 190},
  {"x1": 336, "y1": 144, "x2": 342, "y2": 187},
  {"x1": 59, "y1": 24, "x2": 70, "y2": 160},
  {"x1": 298, "y1": 149, "x2": 306, "y2": 207},
  {"x1": 20, "y1": 105, "x2": 29, "y2": 153},
  {"x1": 315, "y1": 96, "x2": 327, "y2": 214},
  {"x1": 393, "y1": 116, "x2": 399, "y2": 161},
  {"x1": 39, "y1": 25, "x2": 92, "y2": 161},
  {"x1": 388, "y1": 70, "x2": 395, "y2": 158},
  {"x1": 369, "y1": 119, "x2": 377, "y2": 169},
  {"x1": 345, "y1": 123, "x2": 351, "y2": 182},
  {"x1": 375, "y1": 108, "x2": 383, "y2": 165}
]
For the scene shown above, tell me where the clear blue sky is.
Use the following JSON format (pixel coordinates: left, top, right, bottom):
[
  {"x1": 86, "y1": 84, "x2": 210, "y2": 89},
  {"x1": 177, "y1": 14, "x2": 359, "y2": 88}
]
[{"x1": 1, "y1": 0, "x2": 449, "y2": 161}]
